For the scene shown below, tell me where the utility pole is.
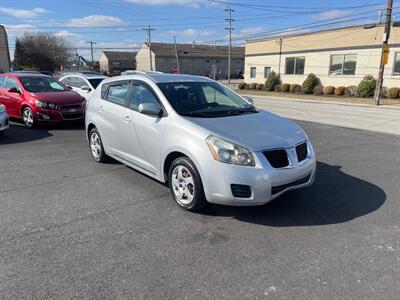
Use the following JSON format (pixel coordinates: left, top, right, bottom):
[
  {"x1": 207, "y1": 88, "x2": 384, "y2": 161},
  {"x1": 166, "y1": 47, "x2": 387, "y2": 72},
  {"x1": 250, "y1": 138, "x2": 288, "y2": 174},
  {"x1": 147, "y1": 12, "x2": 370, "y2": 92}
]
[
  {"x1": 374, "y1": 0, "x2": 393, "y2": 106},
  {"x1": 277, "y1": 38, "x2": 283, "y2": 75},
  {"x1": 87, "y1": 41, "x2": 96, "y2": 68},
  {"x1": 173, "y1": 36, "x2": 180, "y2": 74},
  {"x1": 225, "y1": 7, "x2": 234, "y2": 84},
  {"x1": 143, "y1": 25, "x2": 155, "y2": 71}
]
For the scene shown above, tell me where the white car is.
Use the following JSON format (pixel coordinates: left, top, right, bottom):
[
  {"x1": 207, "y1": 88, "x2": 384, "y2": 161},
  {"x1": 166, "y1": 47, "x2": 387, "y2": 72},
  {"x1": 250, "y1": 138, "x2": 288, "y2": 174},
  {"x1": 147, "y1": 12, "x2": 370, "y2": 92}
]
[
  {"x1": 85, "y1": 73, "x2": 316, "y2": 211},
  {"x1": 59, "y1": 73, "x2": 107, "y2": 100},
  {"x1": 0, "y1": 104, "x2": 9, "y2": 135}
]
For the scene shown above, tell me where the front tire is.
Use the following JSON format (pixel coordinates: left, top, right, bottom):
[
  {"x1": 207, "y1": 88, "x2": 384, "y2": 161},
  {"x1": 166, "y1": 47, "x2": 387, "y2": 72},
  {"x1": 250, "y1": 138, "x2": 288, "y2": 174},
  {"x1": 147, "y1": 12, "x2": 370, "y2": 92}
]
[
  {"x1": 22, "y1": 107, "x2": 35, "y2": 128},
  {"x1": 89, "y1": 127, "x2": 108, "y2": 162},
  {"x1": 168, "y1": 157, "x2": 207, "y2": 211}
]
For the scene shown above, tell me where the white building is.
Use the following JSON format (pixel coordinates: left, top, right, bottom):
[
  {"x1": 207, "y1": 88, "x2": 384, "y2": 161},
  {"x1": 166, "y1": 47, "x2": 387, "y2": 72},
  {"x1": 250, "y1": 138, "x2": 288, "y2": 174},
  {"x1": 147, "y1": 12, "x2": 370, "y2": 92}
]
[{"x1": 0, "y1": 26, "x2": 11, "y2": 73}]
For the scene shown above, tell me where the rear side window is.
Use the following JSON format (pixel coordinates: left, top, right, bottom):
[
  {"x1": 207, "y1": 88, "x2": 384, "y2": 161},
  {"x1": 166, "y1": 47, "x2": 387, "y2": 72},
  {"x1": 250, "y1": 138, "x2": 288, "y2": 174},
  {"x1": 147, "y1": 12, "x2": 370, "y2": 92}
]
[
  {"x1": 0, "y1": 77, "x2": 4, "y2": 88},
  {"x1": 105, "y1": 81, "x2": 129, "y2": 106},
  {"x1": 5, "y1": 78, "x2": 20, "y2": 90}
]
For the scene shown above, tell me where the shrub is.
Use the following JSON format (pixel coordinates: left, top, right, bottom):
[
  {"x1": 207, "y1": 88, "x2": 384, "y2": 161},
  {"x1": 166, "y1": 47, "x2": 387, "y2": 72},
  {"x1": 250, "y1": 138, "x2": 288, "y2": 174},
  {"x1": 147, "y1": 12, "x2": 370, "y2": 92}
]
[
  {"x1": 323, "y1": 86, "x2": 335, "y2": 95},
  {"x1": 302, "y1": 73, "x2": 319, "y2": 94},
  {"x1": 274, "y1": 84, "x2": 281, "y2": 92},
  {"x1": 256, "y1": 83, "x2": 264, "y2": 90},
  {"x1": 245, "y1": 83, "x2": 251, "y2": 90},
  {"x1": 238, "y1": 83, "x2": 246, "y2": 90},
  {"x1": 345, "y1": 86, "x2": 357, "y2": 97},
  {"x1": 250, "y1": 82, "x2": 257, "y2": 90},
  {"x1": 356, "y1": 75, "x2": 376, "y2": 98},
  {"x1": 264, "y1": 71, "x2": 281, "y2": 91},
  {"x1": 281, "y1": 83, "x2": 290, "y2": 92},
  {"x1": 290, "y1": 84, "x2": 302, "y2": 94},
  {"x1": 334, "y1": 86, "x2": 345, "y2": 96},
  {"x1": 313, "y1": 85, "x2": 323, "y2": 95},
  {"x1": 387, "y1": 87, "x2": 400, "y2": 99}
]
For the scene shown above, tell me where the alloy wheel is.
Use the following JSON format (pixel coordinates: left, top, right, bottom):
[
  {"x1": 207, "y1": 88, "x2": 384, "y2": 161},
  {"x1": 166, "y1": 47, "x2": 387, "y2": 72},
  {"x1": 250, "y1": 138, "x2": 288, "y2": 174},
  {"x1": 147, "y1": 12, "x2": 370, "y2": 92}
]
[
  {"x1": 90, "y1": 132, "x2": 102, "y2": 160},
  {"x1": 23, "y1": 108, "x2": 34, "y2": 128},
  {"x1": 172, "y1": 165, "x2": 195, "y2": 205}
]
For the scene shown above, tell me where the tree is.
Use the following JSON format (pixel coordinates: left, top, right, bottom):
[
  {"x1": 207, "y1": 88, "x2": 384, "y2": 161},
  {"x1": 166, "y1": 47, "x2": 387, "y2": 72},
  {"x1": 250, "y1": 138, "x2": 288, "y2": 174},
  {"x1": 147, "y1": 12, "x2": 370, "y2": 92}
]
[{"x1": 13, "y1": 33, "x2": 72, "y2": 72}]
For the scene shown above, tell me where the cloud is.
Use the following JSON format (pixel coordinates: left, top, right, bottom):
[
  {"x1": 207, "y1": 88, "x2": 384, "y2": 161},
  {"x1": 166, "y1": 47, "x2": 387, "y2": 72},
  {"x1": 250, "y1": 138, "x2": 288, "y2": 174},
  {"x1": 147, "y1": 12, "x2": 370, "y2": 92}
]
[
  {"x1": 124, "y1": 0, "x2": 209, "y2": 8},
  {"x1": 240, "y1": 26, "x2": 267, "y2": 36},
  {"x1": 4, "y1": 24, "x2": 38, "y2": 37},
  {"x1": 67, "y1": 15, "x2": 124, "y2": 27},
  {"x1": 0, "y1": 7, "x2": 49, "y2": 18},
  {"x1": 312, "y1": 9, "x2": 346, "y2": 21},
  {"x1": 168, "y1": 28, "x2": 212, "y2": 38}
]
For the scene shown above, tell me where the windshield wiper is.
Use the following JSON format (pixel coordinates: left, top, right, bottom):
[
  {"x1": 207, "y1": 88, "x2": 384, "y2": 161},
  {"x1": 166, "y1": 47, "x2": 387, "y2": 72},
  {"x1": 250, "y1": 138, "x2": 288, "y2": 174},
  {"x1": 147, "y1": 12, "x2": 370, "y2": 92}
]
[{"x1": 227, "y1": 109, "x2": 258, "y2": 116}]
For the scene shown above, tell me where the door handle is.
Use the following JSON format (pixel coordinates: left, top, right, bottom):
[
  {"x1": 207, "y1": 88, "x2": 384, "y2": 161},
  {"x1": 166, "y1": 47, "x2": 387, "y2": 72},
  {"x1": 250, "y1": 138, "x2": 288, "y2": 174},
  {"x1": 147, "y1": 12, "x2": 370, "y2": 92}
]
[
  {"x1": 98, "y1": 106, "x2": 103, "y2": 112},
  {"x1": 125, "y1": 116, "x2": 132, "y2": 123}
]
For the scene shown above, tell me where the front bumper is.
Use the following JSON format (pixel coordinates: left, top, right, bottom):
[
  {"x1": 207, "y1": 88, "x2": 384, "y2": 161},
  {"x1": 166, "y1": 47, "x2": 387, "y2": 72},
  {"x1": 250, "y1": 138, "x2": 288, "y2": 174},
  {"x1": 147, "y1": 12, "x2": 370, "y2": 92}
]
[
  {"x1": 198, "y1": 143, "x2": 317, "y2": 206},
  {"x1": 0, "y1": 112, "x2": 9, "y2": 132},
  {"x1": 35, "y1": 105, "x2": 84, "y2": 122}
]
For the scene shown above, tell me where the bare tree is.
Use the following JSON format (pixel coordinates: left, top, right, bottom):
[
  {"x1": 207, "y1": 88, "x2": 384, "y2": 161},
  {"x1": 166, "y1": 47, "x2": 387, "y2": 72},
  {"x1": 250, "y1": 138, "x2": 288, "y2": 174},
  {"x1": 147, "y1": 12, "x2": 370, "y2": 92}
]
[{"x1": 14, "y1": 33, "x2": 73, "y2": 72}]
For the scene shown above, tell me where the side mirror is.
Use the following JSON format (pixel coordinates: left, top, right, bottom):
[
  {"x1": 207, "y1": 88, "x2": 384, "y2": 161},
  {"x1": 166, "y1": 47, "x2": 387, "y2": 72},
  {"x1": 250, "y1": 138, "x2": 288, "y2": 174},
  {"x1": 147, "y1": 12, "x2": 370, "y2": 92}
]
[
  {"x1": 8, "y1": 87, "x2": 20, "y2": 94},
  {"x1": 65, "y1": 86, "x2": 73, "y2": 91},
  {"x1": 138, "y1": 103, "x2": 162, "y2": 117},
  {"x1": 243, "y1": 96, "x2": 254, "y2": 105},
  {"x1": 81, "y1": 85, "x2": 91, "y2": 92}
]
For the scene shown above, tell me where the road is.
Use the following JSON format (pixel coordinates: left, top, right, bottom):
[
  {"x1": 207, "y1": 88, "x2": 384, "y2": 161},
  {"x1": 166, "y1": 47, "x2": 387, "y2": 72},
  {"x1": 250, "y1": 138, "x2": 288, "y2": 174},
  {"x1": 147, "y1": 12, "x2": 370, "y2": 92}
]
[
  {"x1": 249, "y1": 95, "x2": 400, "y2": 136},
  {"x1": 0, "y1": 119, "x2": 399, "y2": 299}
]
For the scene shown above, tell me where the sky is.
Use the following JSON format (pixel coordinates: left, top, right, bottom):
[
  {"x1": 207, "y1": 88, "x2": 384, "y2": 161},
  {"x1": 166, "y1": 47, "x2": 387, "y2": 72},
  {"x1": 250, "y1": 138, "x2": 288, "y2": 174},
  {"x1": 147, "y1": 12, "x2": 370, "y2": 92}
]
[{"x1": 0, "y1": 0, "x2": 391, "y2": 60}]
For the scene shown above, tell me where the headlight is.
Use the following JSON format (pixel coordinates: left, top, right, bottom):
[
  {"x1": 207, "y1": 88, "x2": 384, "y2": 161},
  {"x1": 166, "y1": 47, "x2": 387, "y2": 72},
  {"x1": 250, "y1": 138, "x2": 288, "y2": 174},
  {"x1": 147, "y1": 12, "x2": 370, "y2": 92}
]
[
  {"x1": 35, "y1": 100, "x2": 48, "y2": 108},
  {"x1": 0, "y1": 104, "x2": 5, "y2": 113},
  {"x1": 206, "y1": 135, "x2": 255, "y2": 166},
  {"x1": 48, "y1": 103, "x2": 56, "y2": 109}
]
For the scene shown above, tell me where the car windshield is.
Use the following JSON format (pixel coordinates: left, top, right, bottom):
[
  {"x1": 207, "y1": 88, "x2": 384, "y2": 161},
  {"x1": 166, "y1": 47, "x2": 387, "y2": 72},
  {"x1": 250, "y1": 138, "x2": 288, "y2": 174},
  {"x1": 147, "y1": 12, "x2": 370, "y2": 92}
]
[
  {"x1": 157, "y1": 81, "x2": 258, "y2": 118},
  {"x1": 88, "y1": 78, "x2": 104, "y2": 89},
  {"x1": 20, "y1": 77, "x2": 67, "y2": 92}
]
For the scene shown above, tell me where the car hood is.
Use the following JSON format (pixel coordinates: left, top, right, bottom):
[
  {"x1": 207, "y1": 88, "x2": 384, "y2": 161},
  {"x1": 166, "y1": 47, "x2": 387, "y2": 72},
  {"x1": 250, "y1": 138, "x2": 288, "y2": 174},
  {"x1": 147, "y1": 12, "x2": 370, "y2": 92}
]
[
  {"x1": 184, "y1": 110, "x2": 307, "y2": 151},
  {"x1": 29, "y1": 91, "x2": 82, "y2": 104}
]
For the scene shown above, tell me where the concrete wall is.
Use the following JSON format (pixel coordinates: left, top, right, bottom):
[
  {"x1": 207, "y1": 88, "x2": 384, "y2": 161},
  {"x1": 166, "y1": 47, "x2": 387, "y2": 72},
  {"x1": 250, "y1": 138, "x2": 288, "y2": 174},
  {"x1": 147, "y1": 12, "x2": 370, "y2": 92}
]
[
  {"x1": 136, "y1": 44, "x2": 156, "y2": 71},
  {"x1": 245, "y1": 25, "x2": 400, "y2": 88},
  {"x1": 155, "y1": 56, "x2": 244, "y2": 78},
  {"x1": 99, "y1": 53, "x2": 109, "y2": 74},
  {"x1": 0, "y1": 26, "x2": 11, "y2": 73}
]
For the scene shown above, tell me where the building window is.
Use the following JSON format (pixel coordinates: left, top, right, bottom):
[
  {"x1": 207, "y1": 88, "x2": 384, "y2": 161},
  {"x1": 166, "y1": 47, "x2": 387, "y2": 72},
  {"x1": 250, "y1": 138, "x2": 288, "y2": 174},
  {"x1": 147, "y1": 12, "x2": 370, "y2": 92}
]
[
  {"x1": 285, "y1": 57, "x2": 305, "y2": 75},
  {"x1": 250, "y1": 67, "x2": 256, "y2": 78},
  {"x1": 393, "y1": 52, "x2": 400, "y2": 75},
  {"x1": 264, "y1": 67, "x2": 271, "y2": 78},
  {"x1": 329, "y1": 54, "x2": 357, "y2": 75}
]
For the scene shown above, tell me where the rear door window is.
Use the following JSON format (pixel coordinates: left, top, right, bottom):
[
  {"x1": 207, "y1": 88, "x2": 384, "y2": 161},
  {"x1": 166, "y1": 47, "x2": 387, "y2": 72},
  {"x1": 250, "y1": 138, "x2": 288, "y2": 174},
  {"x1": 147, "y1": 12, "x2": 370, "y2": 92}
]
[{"x1": 0, "y1": 76, "x2": 5, "y2": 89}]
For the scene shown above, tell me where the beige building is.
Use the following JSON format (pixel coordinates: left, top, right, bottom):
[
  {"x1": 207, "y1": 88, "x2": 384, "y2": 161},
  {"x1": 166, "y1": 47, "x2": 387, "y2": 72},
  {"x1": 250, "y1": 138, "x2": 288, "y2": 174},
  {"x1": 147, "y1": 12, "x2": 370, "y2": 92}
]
[
  {"x1": 99, "y1": 51, "x2": 136, "y2": 75},
  {"x1": 0, "y1": 25, "x2": 11, "y2": 73},
  {"x1": 136, "y1": 42, "x2": 244, "y2": 79},
  {"x1": 245, "y1": 24, "x2": 400, "y2": 88}
]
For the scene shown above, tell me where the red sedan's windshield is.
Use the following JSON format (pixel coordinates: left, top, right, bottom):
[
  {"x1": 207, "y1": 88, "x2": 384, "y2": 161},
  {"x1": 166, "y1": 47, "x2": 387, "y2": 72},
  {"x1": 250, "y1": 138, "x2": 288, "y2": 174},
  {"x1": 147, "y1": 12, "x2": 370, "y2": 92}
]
[{"x1": 20, "y1": 77, "x2": 67, "y2": 92}]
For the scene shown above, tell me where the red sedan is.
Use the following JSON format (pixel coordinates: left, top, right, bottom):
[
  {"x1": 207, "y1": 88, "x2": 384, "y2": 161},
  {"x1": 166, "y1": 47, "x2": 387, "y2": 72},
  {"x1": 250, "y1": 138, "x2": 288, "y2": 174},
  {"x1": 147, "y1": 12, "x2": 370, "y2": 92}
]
[{"x1": 0, "y1": 73, "x2": 85, "y2": 128}]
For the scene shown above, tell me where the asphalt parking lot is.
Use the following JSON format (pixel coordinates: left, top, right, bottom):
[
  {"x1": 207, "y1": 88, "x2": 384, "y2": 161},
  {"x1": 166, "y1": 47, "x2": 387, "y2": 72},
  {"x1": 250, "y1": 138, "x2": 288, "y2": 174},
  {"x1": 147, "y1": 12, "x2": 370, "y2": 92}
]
[{"x1": 0, "y1": 120, "x2": 399, "y2": 299}]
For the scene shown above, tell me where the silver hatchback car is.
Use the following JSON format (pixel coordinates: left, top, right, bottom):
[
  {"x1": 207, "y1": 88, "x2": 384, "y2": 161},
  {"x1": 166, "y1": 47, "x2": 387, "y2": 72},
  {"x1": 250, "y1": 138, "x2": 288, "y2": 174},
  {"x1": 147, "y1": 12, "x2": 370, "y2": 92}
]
[{"x1": 85, "y1": 73, "x2": 316, "y2": 211}]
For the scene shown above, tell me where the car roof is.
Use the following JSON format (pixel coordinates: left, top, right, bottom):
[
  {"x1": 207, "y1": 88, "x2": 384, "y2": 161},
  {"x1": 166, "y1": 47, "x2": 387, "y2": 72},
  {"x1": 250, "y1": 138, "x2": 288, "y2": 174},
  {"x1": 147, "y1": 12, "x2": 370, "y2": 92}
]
[
  {"x1": 107, "y1": 73, "x2": 213, "y2": 84},
  {"x1": 61, "y1": 73, "x2": 107, "y2": 79},
  {"x1": 3, "y1": 72, "x2": 50, "y2": 78}
]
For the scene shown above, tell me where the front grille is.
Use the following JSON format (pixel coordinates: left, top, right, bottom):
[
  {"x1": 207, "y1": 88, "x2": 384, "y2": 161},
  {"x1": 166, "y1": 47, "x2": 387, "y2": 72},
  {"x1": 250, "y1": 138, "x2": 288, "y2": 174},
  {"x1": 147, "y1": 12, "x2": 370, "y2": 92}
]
[
  {"x1": 271, "y1": 174, "x2": 311, "y2": 195},
  {"x1": 263, "y1": 149, "x2": 289, "y2": 168},
  {"x1": 60, "y1": 104, "x2": 81, "y2": 110},
  {"x1": 231, "y1": 184, "x2": 252, "y2": 198},
  {"x1": 61, "y1": 111, "x2": 83, "y2": 119},
  {"x1": 296, "y1": 142, "x2": 308, "y2": 162}
]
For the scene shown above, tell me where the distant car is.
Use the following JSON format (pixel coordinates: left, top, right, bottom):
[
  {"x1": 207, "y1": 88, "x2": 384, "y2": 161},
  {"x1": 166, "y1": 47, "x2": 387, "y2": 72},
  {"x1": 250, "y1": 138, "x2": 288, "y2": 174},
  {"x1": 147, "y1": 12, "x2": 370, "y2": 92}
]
[
  {"x1": 0, "y1": 104, "x2": 9, "y2": 134},
  {"x1": 0, "y1": 73, "x2": 85, "y2": 128},
  {"x1": 85, "y1": 73, "x2": 316, "y2": 211},
  {"x1": 59, "y1": 73, "x2": 107, "y2": 100}
]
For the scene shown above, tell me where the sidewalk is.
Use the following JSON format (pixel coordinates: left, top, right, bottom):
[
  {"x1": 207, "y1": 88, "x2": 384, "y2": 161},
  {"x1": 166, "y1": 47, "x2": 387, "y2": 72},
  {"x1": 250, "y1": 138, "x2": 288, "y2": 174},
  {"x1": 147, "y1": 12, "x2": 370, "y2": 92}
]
[{"x1": 247, "y1": 94, "x2": 400, "y2": 136}]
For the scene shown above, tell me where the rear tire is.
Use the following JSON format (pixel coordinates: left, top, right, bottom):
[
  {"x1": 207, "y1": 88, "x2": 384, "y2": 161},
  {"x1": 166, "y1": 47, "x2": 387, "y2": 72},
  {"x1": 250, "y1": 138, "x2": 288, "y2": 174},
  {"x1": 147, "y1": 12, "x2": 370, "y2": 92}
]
[
  {"x1": 168, "y1": 157, "x2": 207, "y2": 212},
  {"x1": 89, "y1": 127, "x2": 108, "y2": 163}
]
